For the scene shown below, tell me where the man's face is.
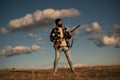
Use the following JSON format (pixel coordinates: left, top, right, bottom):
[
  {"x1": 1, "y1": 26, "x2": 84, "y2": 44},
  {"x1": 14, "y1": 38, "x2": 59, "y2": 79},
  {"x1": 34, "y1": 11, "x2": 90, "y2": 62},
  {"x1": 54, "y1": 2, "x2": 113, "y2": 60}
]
[{"x1": 57, "y1": 20, "x2": 62, "y2": 27}]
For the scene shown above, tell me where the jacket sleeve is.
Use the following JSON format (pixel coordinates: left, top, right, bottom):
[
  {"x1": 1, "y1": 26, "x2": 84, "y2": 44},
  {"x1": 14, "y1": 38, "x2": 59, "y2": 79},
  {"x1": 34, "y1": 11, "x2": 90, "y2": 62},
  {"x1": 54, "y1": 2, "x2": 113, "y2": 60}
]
[
  {"x1": 50, "y1": 28, "x2": 60, "y2": 42},
  {"x1": 64, "y1": 28, "x2": 72, "y2": 39}
]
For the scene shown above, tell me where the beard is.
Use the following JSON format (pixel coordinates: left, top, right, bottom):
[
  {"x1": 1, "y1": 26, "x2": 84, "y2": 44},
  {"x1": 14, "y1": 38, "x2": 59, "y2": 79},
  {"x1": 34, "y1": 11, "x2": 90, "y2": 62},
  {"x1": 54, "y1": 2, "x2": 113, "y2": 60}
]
[{"x1": 57, "y1": 24, "x2": 63, "y2": 28}]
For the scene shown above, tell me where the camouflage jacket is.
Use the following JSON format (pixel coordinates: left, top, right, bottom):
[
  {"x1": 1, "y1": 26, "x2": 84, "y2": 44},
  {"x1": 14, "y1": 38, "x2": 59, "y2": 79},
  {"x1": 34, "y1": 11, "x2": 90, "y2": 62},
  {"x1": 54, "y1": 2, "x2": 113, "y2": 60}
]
[{"x1": 50, "y1": 27, "x2": 72, "y2": 47}]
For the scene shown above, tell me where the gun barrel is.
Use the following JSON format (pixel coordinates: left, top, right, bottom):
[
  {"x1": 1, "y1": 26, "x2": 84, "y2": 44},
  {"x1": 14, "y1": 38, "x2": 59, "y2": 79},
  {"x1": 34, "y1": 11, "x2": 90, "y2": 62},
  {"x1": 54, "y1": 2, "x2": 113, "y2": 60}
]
[{"x1": 70, "y1": 25, "x2": 80, "y2": 32}]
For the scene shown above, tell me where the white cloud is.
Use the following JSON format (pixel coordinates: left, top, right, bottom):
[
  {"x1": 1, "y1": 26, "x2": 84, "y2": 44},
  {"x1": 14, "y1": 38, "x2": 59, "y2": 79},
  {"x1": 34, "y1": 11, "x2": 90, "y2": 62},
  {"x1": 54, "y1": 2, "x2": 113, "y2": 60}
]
[
  {"x1": 0, "y1": 50, "x2": 6, "y2": 55},
  {"x1": 36, "y1": 37, "x2": 45, "y2": 43},
  {"x1": 0, "y1": 8, "x2": 80, "y2": 34},
  {"x1": 73, "y1": 64, "x2": 87, "y2": 67},
  {"x1": 102, "y1": 36, "x2": 118, "y2": 45},
  {"x1": 86, "y1": 22, "x2": 102, "y2": 33},
  {"x1": 31, "y1": 45, "x2": 41, "y2": 51},
  {"x1": 0, "y1": 45, "x2": 41, "y2": 57},
  {"x1": 0, "y1": 27, "x2": 8, "y2": 34},
  {"x1": 12, "y1": 46, "x2": 31, "y2": 54},
  {"x1": 15, "y1": 65, "x2": 25, "y2": 70},
  {"x1": 9, "y1": 14, "x2": 34, "y2": 29},
  {"x1": 26, "y1": 33, "x2": 34, "y2": 38},
  {"x1": 85, "y1": 22, "x2": 120, "y2": 48},
  {"x1": 33, "y1": 8, "x2": 80, "y2": 22},
  {"x1": 88, "y1": 34, "x2": 103, "y2": 40},
  {"x1": 41, "y1": 61, "x2": 87, "y2": 68},
  {"x1": 25, "y1": 33, "x2": 45, "y2": 43}
]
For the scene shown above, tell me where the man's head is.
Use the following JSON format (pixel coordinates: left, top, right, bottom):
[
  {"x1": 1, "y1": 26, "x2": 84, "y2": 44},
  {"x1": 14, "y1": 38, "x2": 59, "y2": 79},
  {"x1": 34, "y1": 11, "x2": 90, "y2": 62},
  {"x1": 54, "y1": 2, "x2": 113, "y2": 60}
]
[{"x1": 55, "y1": 18, "x2": 63, "y2": 27}]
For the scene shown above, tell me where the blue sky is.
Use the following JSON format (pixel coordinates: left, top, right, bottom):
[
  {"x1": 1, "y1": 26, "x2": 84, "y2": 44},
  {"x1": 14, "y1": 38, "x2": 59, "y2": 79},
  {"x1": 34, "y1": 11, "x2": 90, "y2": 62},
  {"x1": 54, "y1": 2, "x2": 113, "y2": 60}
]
[{"x1": 0, "y1": 0, "x2": 120, "y2": 69}]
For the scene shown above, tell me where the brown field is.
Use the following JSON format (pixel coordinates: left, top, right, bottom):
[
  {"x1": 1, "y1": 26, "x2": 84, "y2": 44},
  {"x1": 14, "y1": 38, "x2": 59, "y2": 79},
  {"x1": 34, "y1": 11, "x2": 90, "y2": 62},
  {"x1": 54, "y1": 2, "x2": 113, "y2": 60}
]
[{"x1": 0, "y1": 65, "x2": 120, "y2": 80}]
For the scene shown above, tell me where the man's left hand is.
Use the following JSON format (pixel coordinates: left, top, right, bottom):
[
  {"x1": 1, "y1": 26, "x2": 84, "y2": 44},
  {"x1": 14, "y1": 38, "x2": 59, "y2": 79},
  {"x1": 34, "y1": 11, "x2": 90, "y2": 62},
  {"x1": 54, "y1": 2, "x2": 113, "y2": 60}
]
[{"x1": 68, "y1": 32, "x2": 73, "y2": 37}]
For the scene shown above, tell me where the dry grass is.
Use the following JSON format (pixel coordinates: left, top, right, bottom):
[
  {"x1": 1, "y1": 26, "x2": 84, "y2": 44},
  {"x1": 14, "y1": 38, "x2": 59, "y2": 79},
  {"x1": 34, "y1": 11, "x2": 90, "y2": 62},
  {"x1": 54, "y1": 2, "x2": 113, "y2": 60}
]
[{"x1": 0, "y1": 65, "x2": 120, "y2": 80}]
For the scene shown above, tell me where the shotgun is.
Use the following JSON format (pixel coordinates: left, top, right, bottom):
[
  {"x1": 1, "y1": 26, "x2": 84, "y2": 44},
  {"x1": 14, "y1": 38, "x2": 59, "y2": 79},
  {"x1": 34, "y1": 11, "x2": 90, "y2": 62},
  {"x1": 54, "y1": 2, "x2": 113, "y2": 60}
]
[{"x1": 54, "y1": 25, "x2": 80, "y2": 48}]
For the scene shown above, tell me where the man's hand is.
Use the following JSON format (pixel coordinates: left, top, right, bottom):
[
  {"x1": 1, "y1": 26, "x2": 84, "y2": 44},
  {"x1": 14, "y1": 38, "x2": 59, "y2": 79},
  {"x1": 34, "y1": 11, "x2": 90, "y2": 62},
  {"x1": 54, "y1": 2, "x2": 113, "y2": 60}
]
[
  {"x1": 54, "y1": 38, "x2": 63, "y2": 48},
  {"x1": 68, "y1": 31, "x2": 73, "y2": 37}
]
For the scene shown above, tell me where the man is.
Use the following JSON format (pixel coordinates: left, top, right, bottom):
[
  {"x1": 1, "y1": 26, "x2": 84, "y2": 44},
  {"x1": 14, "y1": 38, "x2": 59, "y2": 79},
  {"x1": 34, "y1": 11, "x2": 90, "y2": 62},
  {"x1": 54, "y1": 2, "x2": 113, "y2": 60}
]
[{"x1": 50, "y1": 18, "x2": 75, "y2": 73}]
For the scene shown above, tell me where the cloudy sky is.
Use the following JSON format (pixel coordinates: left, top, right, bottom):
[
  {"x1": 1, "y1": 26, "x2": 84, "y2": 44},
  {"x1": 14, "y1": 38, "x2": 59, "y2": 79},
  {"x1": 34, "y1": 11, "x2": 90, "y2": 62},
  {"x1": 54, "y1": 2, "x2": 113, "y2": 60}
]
[{"x1": 0, "y1": 0, "x2": 120, "y2": 69}]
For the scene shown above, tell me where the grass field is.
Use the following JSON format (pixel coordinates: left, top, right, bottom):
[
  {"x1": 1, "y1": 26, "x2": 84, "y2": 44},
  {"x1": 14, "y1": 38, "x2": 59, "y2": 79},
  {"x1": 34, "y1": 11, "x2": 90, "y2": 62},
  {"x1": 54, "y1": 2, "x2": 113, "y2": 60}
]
[{"x1": 0, "y1": 65, "x2": 120, "y2": 80}]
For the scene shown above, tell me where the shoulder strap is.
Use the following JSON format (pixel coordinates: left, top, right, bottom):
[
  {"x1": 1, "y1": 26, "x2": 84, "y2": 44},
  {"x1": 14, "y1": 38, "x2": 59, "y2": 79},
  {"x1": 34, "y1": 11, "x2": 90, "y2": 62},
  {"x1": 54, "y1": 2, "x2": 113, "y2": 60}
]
[{"x1": 68, "y1": 36, "x2": 74, "y2": 50}]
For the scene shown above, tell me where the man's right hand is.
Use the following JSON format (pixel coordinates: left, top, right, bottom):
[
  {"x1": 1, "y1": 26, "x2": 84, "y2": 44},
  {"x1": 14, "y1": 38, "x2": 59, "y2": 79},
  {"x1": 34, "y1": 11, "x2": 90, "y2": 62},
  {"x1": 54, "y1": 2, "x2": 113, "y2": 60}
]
[
  {"x1": 54, "y1": 38, "x2": 63, "y2": 48},
  {"x1": 68, "y1": 31, "x2": 73, "y2": 37},
  {"x1": 54, "y1": 41, "x2": 61, "y2": 48}
]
